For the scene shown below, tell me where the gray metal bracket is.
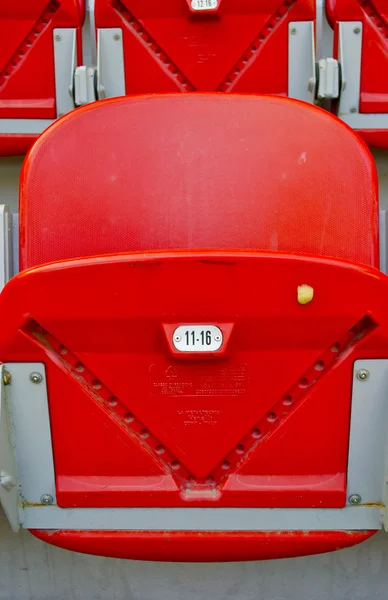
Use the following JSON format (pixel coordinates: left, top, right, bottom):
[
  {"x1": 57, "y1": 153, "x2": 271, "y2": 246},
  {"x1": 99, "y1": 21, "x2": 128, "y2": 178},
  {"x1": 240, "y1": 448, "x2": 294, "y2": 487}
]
[
  {"x1": 0, "y1": 366, "x2": 19, "y2": 532},
  {"x1": 0, "y1": 206, "x2": 13, "y2": 290},
  {"x1": 96, "y1": 28, "x2": 126, "y2": 100},
  {"x1": 288, "y1": 21, "x2": 316, "y2": 103},
  {"x1": 335, "y1": 21, "x2": 388, "y2": 130},
  {"x1": 317, "y1": 58, "x2": 340, "y2": 100},
  {"x1": 53, "y1": 28, "x2": 78, "y2": 118}
]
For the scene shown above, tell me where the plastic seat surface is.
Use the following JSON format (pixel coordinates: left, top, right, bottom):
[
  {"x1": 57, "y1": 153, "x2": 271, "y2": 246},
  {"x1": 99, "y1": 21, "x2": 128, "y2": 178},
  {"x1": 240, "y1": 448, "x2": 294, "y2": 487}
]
[
  {"x1": 9, "y1": 94, "x2": 381, "y2": 560},
  {"x1": 95, "y1": 0, "x2": 315, "y2": 95}
]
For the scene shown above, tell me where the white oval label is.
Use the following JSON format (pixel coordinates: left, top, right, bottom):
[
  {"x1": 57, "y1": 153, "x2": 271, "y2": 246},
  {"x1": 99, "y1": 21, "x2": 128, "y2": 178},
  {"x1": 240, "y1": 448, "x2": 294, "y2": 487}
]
[
  {"x1": 191, "y1": 0, "x2": 218, "y2": 11},
  {"x1": 173, "y1": 325, "x2": 223, "y2": 352}
]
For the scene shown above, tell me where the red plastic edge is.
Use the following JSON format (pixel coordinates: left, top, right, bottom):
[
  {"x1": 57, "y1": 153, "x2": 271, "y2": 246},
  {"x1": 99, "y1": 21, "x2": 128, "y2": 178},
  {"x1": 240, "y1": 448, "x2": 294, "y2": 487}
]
[
  {"x1": 0, "y1": 135, "x2": 38, "y2": 157},
  {"x1": 30, "y1": 530, "x2": 377, "y2": 562},
  {"x1": 357, "y1": 130, "x2": 388, "y2": 150}
]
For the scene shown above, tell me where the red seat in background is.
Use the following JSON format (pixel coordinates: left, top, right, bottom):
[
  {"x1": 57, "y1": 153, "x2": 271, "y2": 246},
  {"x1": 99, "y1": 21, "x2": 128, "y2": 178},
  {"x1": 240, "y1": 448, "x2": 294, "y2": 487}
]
[
  {"x1": 0, "y1": 0, "x2": 85, "y2": 156},
  {"x1": 94, "y1": 0, "x2": 316, "y2": 100},
  {"x1": 326, "y1": 0, "x2": 388, "y2": 148}
]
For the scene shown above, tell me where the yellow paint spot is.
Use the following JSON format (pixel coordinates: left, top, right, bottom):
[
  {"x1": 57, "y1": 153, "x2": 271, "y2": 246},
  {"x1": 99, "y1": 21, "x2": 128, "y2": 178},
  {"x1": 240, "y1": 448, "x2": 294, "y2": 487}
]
[{"x1": 297, "y1": 284, "x2": 314, "y2": 305}]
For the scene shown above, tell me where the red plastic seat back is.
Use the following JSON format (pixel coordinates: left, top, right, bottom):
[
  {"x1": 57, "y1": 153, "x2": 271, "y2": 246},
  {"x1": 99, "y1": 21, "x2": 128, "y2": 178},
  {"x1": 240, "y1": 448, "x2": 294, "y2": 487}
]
[
  {"x1": 95, "y1": 0, "x2": 315, "y2": 95},
  {"x1": 20, "y1": 94, "x2": 378, "y2": 270}
]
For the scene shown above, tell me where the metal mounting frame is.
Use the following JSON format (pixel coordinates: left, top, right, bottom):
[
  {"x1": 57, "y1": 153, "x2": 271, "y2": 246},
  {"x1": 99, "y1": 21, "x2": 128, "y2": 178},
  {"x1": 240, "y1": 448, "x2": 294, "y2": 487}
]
[
  {"x1": 96, "y1": 28, "x2": 126, "y2": 100},
  {"x1": 347, "y1": 360, "x2": 388, "y2": 508},
  {"x1": 0, "y1": 119, "x2": 54, "y2": 135},
  {"x1": 0, "y1": 360, "x2": 385, "y2": 532},
  {"x1": 0, "y1": 206, "x2": 13, "y2": 291},
  {"x1": 0, "y1": 365, "x2": 19, "y2": 531},
  {"x1": 337, "y1": 21, "x2": 388, "y2": 130},
  {"x1": 53, "y1": 28, "x2": 78, "y2": 118},
  {"x1": 288, "y1": 21, "x2": 316, "y2": 103}
]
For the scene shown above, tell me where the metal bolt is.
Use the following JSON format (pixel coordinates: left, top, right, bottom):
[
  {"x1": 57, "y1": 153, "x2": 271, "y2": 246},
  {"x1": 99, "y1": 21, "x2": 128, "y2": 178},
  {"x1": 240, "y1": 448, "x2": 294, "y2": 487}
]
[
  {"x1": 55, "y1": 34, "x2": 62, "y2": 42},
  {"x1": 0, "y1": 472, "x2": 16, "y2": 491},
  {"x1": 353, "y1": 26, "x2": 361, "y2": 34},
  {"x1": 291, "y1": 28, "x2": 297, "y2": 35},
  {"x1": 2, "y1": 371, "x2": 12, "y2": 386},
  {"x1": 30, "y1": 372, "x2": 43, "y2": 384},
  {"x1": 40, "y1": 494, "x2": 53, "y2": 505},
  {"x1": 356, "y1": 369, "x2": 369, "y2": 381},
  {"x1": 350, "y1": 106, "x2": 357, "y2": 114},
  {"x1": 214, "y1": 335, "x2": 221, "y2": 342},
  {"x1": 174, "y1": 335, "x2": 181, "y2": 342},
  {"x1": 349, "y1": 494, "x2": 362, "y2": 505},
  {"x1": 113, "y1": 33, "x2": 121, "y2": 41}
]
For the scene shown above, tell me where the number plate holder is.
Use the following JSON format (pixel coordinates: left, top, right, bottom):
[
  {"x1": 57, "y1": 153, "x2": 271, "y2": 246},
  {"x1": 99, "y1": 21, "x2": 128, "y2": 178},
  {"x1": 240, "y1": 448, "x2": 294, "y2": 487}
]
[
  {"x1": 163, "y1": 323, "x2": 234, "y2": 358},
  {"x1": 188, "y1": 0, "x2": 220, "y2": 13}
]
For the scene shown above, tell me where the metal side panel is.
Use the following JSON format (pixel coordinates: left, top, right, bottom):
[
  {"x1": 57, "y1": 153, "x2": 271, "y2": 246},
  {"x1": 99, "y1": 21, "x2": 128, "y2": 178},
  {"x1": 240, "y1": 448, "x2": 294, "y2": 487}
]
[
  {"x1": 21, "y1": 505, "x2": 380, "y2": 531},
  {"x1": 0, "y1": 120, "x2": 54, "y2": 135},
  {"x1": 87, "y1": 0, "x2": 97, "y2": 65},
  {"x1": 53, "y1": 28, "x2": 77, "y2": 118},
  {"x1": 336, "y1": 22, "x2": 388, "y2": 129},
  {"x1": 288, "y1": 21, "x2": 316, "y2": 103},
  {"x1": 96, "y1": 28, "x2": 126, "y2": 100},
  {"x1": 347, "y1": 360, "x2": 388, "y2": 507},
  {"x1": 340, "y1": 112, "x2": 388, "y2": 130},
  {"x1": 0, "y1": 206, "x2": 12, "y2": 290},
  {"x1": 0, "y1": 366, "x2": 19, "y2": 531},
  {"x1": 338, "y1": 21, "x2": 362, "y2": 119},
  {"x1": 5, "y1": 364, "x2": 56, "y2": 515}
]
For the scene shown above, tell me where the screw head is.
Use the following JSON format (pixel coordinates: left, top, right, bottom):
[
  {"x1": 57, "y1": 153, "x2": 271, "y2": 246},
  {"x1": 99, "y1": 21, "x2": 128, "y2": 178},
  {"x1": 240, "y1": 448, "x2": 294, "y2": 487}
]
[
  {"x1": 55, "y1": 34, "x2": 62, "y2": 41},
  {"x1": 2, "y1": 371, "x2": 12, "y2": 386},
  {"x1": 113, "y1": 33, "x2": 121, "y2": 41},
  {"x1": 350, "y1": 106, "x2": 357, "y2": 114},
  {"x1": 40, "y1": 494, "x2": 53, "y2": 505},
  {"x1": 349, "y1": 494, "x2": 362, "y2": 505},
  {"x1": 214, "y1": 335, "x2": 221, "y2": 342},
  {"x1": 30, "y1": 372, "x2": 43, "y2": 384},
  {"x1": 174, "y1": 335, "x2": 181, "y2": 342},
  {"x1": 353, "y1": 26, "x2": 361, "y2": 34},
  {"x1": 356, "y1": 369, "x2": 369, "y2": 381},
  {"x1": 291, "y1": 27, "x2": 297, "y2": 35}
]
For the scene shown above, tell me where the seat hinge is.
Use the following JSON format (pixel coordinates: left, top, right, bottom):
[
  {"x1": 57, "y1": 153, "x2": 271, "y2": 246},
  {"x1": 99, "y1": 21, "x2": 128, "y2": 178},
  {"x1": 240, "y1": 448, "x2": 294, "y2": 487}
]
[
  {"x1": 316, "y1": 58, "x2": 340, "y2": 101},
  {"x1": 74, "y1": 66, "x2": 97, "y2": 106}
]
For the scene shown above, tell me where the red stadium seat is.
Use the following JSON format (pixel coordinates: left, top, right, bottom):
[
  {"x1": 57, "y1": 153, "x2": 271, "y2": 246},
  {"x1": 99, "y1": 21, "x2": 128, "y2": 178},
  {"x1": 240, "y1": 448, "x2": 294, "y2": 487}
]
[
  {"x1": 326, "y1": 0, "x2": 388, "y2": 148},
  {"x1": 94, "y1": 0, "x2": 316, "y2": 101},
  {"x1": 0, "y1": 0, "x2": 85, "y2": 156},
  {"x1": 1, "y1": 94, "x2": 384, "y2": 560}
]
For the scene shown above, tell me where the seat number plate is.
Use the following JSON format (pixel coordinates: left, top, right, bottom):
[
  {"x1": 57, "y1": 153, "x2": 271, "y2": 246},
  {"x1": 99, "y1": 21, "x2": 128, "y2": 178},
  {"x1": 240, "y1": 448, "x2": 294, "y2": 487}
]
[
  {"x1": 191, "y1": 0, "x2": 218, "y2": 11},
  {"x1": 173, "y1": 325, "x2": 223, "y2": 352}
]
